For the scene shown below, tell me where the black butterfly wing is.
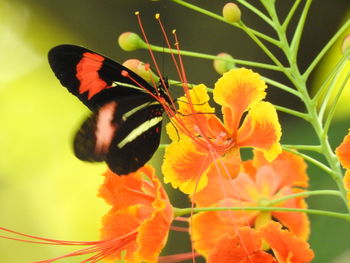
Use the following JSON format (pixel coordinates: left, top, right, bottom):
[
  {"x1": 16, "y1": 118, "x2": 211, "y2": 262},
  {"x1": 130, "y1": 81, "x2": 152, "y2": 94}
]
[
  {"x1": 48, "y1": 44, "x2": 155, "y2": 110},
  {"x1": 73, "y1": 95, "x2": 163, "y2": 175},
  {"x1": 49, "y1": 44, "x2": 166, "y2": 175}
]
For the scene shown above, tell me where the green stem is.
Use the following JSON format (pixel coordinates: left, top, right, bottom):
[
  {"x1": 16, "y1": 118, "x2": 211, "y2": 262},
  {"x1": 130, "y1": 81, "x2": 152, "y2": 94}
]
[
  {"x1": 262, "y1": 2, "x2": 298, "y2": 84},
  {"x1": 290, "y1": 0, "x2": 313, "y2": 63},
  {"x1": 282, "y1": 146, "x2": 334, "y2": 176},
  {"x1": 169, "y1": 0, "x2": 280, "y2": 46},
  {"x1": 281, "y1": 144, "x2": 322, "y2": 153},
  {"x1": 238, "y1": 20, "x2": 285, "y2": 69},
  {"x1": 174, "y1": 206, "x2": 350, "y2": 221},
  {"x1": 304, "y1": 18, "x2": 350, "y2": 79},
  {"x1": 236, "y1": 0, "x2": 274, "y2": 27},
  {"x1": 324, "y1": 71, "x2": 350, "y2": 135},
  {"x1": 268, "y1": 190, "x2": 342, "y2": 206},
  {"x1": 267, "y1": 1, "x2": 349, "y2": 212},
  {"x1": 262, "y1": 76, "x2": 301, "y2": 97},
  {"x1": 274, "y1": 105, "x2": 308, "y2": 120},
  {"x1": 282, "y1": 0, "x2": 302, "y2": 30},
  {"x1": 146, "y1": 43, "x2": 282, "y2": 71}
]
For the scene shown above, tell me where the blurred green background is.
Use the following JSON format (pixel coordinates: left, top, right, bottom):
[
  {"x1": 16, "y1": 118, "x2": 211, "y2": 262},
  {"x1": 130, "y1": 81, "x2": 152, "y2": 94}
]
[{"x1": 0, "y1": 0, "x2": 349, "y2": 262}]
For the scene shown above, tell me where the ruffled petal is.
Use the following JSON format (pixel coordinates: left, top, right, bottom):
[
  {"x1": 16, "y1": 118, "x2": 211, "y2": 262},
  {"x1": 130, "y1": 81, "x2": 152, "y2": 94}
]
[
  {"x1": 99, "y1": 167, "x2": 154, "y2": 209},
  {"x1": 100, "y1": 205, "x2": 145, "y2": 262},
  {"x1": 192, "y1": 207, "x2": 255, "y2": 258},
  {"x1": 261, "y1": 222, "x2": 314, "y2": 263},
  {"x1": 207, "y1": 227, "x2": 276, "y2": 263},
  {"x1": 136, "y1": 202, "x2": 173, "y2": 262},
  {"x1": 214, "y1": 68, "x2": 267, "y2": 134},
  {"x1": 237, "y1": 101, "x2": 282, "y2": 161},
  {"x1": 169, "y1": 84, "x2": 225, "y2": 141},
  {"x1": 253, "y1": 150, "x2": 309, "y2": 188},
  {"x1": 192, "y1": 150, "x2": 241, "y2": 206},
  {"x1": 99, "y1": 165, "x2": 173, "y2": 263},
  {"x1": 162, "y1": 137, "x2": 210, "y2": 194},
  {"x1": 272, "y1": 188, "x2": 310, "y2": 240},
  {"x1": 241, "y1": 159, "x2": 257, "y2": 179},
  {"x1": 335, "y1": 131, "x2": 350, "y2": 169}
]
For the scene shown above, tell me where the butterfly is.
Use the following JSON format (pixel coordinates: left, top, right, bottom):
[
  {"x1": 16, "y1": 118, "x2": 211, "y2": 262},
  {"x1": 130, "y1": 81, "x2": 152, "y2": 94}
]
[{"x1": 48, "y1": 44, "x2": 170, "y2": 175}]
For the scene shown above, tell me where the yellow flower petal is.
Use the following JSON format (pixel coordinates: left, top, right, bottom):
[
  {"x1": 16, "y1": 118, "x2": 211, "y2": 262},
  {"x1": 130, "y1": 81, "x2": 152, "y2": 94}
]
[
  {"x1": 162, "y1": 137, "x2": 210, "y2": 194},
  {"x1": 213, "y1": 68, "x2": 267, "y2": 133},
  {"x1": 237, "y1": 101, "x2": 282, "y2": 161}
]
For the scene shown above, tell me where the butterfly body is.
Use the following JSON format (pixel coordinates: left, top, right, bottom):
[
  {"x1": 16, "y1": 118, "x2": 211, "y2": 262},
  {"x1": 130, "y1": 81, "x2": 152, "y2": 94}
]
[{"x1": 48, "y1": 44, "x2": 167, "y2": 175}]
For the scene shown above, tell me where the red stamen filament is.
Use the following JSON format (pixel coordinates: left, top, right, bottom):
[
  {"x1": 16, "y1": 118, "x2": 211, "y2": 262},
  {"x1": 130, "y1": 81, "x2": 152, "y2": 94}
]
[
  {"x1": 175, "y1": 216, "x2": 189, "y2": 222},
  {"x1": 170, "y1": 226, "x2": 189, "y2": 232},
  {"x1": 0, "y1": 227, "x2": 137, "y2": 263},
  {"x1": 122, "y1": 186, "x2": 155, "y2": 201},
  {"x1": 135, "y1": 13, "x2": 228, "y2": 153}
]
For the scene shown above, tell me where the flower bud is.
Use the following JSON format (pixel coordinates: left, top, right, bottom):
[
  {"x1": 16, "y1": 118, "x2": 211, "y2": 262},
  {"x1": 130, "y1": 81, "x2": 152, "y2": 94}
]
[
  {"x1": 222, "y1": 2, "x2": 241, "y2": 23},
  {"x1": 341, "y1": 35, "x2": 350, "y2": 54},
  {"x1": 122, "y1": 59, "x2": 158, "y2": 83},
  {"x1": 213, "y1": 53, "x2": 236, "y2": 75},
  {"x1": 118, "y1": 32, "x2": 145, "y2": 51}
]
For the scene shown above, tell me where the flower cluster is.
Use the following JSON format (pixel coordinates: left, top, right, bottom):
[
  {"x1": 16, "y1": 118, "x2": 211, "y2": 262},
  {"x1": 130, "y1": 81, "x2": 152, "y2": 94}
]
[
  {"x1": 1, "y1": 67, "x2": 316, "y2": 263},
  {"x1": 86, "y1": 68, "x2": 312, "y2": 263}
]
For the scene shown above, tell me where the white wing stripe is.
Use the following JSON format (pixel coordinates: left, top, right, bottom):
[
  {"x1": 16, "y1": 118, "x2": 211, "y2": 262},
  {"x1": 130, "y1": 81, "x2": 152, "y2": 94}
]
[{"x1": 117, "y1": 116, "x2": 162, "y2": 149}]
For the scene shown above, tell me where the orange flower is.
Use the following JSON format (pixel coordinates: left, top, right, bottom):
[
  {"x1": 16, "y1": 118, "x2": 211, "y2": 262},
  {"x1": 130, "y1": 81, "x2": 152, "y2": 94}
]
[
  {"x1": 2, "y1": 166, "x2": 173, "y2": 263},
  {"x1": 207, "y1": 222, "x2": 314, "y2": 263},
  {"x1": 335, "y1": 131, "x2": 350, "y2": 205},
  {"x1": 191, "y1": 150, "x2": 310, "y2": 258},
  {"x1": 335, "y1": 130, "x2": 350, "y2": 169},
  {"x1": 99, "y1": 166, "x2": 174, "y2": 263},
  {"x1": 162, "y1": 68, "x2": 282, "y2": 194}
]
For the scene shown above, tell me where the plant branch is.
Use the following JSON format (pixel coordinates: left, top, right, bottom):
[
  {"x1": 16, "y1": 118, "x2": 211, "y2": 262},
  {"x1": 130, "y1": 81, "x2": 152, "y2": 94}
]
[
  {"x1": 262, "y1": 76, "x2": 301, "y2": 97},
  {"x1": 281, "y1": 144, "x2": 322, "y2": 152},
  {"x1": 175, "y1": 206, "x2": 350, "y2": 221},
  {"x1": 146, "y1": 43, "x2": 282, "y2": 71},
  {"x1": 236, "y1": 0, "x2": 274, "y2": 27},
  {"x1": 274, "y1": 105, "x2": 309, "y2": 120},
  {"x1": 169, "y1": 0, "x2": 280, "y2": 46},
  {"x1": 268, "y1": 190, "x2": 342, "y2": 206},
  {"x1": 282, "y1": 0, "x2": 302, "y2": 30},
  {"x1": 290, "y1": 0, "x2": 313, "y2": 63},
  {"x1": 282, "y1": 146, "x2": 334, "y2": 176}
]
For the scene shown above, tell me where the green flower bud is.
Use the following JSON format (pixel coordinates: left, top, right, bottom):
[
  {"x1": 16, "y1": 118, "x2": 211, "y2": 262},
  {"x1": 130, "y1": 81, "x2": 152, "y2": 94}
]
[
  {"x1": 123, "y1": 59, "x2": 158, "y2": 83},
  {"x1": 222, "y1": 2, "x2": 241, "y2": 23},
  {"x1": 118, "y1": 32, "x2": 145, "y2": 51},
  {"x1": 213, "y1": 53, "x2": 236, "y2": 75}
]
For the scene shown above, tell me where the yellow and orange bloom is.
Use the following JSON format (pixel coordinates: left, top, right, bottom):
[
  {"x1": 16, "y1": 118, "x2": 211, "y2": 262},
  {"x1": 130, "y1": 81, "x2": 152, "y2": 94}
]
[
  {"x1": 191, "y1": 150, "x2": 310, "y2": 258},
  {"x1": 2, "y1": 166, "x2": 173, "y2": 263},
  {"x1": 207, "y1": 222, "x2": 314, "y2": 263},
  {"x1": 162, "y1": 68, "x2": 282, "y2": 194}
]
